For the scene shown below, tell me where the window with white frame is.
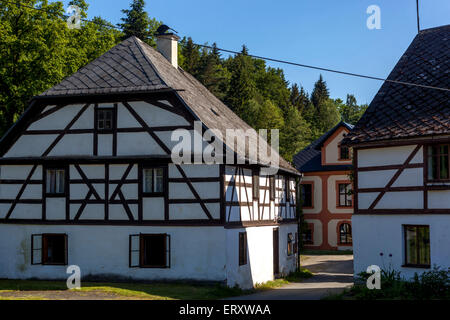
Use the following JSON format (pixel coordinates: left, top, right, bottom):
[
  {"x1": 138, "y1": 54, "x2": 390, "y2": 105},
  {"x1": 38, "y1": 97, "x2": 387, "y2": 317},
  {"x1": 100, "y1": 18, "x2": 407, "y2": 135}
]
[
  {"x1": 46, "y1": 168, "x2": 66, "y2": 195},
  {"x1": 143, "y1": 167, "x2": 165, "y2": 194}
]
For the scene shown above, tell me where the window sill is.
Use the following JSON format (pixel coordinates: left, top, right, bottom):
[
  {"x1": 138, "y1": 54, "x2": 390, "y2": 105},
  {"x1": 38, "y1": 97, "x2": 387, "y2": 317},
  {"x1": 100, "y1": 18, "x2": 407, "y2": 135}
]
[
  {"x1": 138, "y1": 265, "x2": 169, "y2": 269},
  {"x1": 42, "y1": 263, "x2": 67, "y2": 266},
  {"x1": 338, "y1": 243, "x2": 353, "y2": 246},
  {"x1": 336, "y1": 206, "x2": 353, "y2": 209},
  {"x1": 142, "y1": 193, "x2": 165, "y2": 197},
  {"x1": 45, "y1": 194, "x2": 67, "y2": 198},
  {"x1": 401, "y1": 264, "x2": 430, "y2": 269}
]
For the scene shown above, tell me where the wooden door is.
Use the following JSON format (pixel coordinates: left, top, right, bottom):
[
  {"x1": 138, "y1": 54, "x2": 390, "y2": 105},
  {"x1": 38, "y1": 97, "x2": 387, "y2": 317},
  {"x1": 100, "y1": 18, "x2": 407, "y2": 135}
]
[{"x1": 273, "y1": 228, "x2": 279, "y2": 276}]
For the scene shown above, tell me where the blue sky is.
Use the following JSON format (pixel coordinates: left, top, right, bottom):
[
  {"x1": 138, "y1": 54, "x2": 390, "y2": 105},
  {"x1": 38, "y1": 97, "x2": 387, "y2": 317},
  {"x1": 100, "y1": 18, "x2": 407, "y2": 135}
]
[{"x1": 63, "y1": 0, "x2": 449, "y2": 104}]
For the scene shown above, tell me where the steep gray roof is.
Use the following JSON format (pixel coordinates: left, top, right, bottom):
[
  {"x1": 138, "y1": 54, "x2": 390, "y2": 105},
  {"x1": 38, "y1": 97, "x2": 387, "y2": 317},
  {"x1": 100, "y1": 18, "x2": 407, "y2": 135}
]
[
  {"x1": 343, "y1": 25, "x2": 450, "y2": 145},
  {"x1": 36, "y1": 36, "x2": 298, "y2": 174},
  {"x1": 41, "y1": 37, "x2": 170, "y2": 96}
]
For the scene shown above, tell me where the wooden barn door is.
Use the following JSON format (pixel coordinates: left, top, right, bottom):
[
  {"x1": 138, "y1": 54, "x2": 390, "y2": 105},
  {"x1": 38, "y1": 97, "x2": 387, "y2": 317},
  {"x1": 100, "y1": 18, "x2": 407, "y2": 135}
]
[{"x1": 273, "y1": 228, "x2": 279, "y2": 276}]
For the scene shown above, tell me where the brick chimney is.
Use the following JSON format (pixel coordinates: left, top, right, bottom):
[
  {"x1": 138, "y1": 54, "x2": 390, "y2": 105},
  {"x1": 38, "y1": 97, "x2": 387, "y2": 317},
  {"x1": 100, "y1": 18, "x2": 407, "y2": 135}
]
[{"x1": 156, "y1": 33, "x2": 180, "y2": 68}]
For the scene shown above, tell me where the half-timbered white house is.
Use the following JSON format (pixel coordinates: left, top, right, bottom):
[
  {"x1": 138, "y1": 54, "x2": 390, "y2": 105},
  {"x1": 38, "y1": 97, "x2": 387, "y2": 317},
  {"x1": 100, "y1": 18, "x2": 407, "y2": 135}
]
[
  {"x1": 343, "y1": 25, "x2": 450, "y2": 279},
  {"x1": 0, "y1": 33, "x2": 299, "y2": 289}
]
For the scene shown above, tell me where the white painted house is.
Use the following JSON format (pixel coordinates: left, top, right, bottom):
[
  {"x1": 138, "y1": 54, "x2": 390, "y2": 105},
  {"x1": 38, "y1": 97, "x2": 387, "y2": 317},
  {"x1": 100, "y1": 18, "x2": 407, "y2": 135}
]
[
  {"x1": 343, "y1": 25, "x2": 450, "y2": 279},
  {"x1": 0, "y1": 33, "x2": 300, "y2": 289}
]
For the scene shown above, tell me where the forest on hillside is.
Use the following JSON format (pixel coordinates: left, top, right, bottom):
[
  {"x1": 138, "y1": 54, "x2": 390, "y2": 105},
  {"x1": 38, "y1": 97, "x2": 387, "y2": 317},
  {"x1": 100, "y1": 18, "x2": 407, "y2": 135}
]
[{"x1": 0, "y1": 0, "x2": 368, "y2": 162}]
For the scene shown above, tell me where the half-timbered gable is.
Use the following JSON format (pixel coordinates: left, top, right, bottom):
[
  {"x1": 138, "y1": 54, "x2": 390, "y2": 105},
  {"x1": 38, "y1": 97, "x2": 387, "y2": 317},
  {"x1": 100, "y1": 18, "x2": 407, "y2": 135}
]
[
  {"x1": 343, "y1": 25, "x2": 450, "y2": 279},
  {"x1": 0, "y1": 33, "x2": 300, "y2": 288}
]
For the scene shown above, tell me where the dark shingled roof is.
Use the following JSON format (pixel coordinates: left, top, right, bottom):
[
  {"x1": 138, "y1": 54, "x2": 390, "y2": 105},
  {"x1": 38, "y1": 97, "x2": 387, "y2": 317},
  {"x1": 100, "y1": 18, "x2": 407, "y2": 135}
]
[
  {"x1": 40, "y1": 37, "x2": 170, "y2": 96},
  {"x1": 27, "y1": 36, "x2": 297, "y2": 174},
  {"x1": 293, "y1": 122, "x2": 353, "y2": 173},
  {"x1": 343, "y1": 25, "x2": 450, "y2": 146}
]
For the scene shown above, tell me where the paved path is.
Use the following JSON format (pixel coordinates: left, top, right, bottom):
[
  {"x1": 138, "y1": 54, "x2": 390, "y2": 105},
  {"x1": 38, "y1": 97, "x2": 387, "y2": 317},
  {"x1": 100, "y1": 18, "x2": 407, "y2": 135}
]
[{"x1": 230, "y1": 255, "x2": 354, "y2": 300}]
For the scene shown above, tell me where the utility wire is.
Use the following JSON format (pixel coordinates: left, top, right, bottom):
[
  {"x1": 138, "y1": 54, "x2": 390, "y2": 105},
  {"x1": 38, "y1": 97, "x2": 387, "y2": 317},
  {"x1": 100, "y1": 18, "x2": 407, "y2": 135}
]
[{"x1": 2, "y1": 0, "x2": 449, "y2": 92}]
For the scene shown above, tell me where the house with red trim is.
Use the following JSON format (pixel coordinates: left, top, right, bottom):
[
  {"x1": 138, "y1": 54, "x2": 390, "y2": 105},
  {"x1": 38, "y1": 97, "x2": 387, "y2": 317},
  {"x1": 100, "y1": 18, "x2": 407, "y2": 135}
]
[
  {"x1": 294, "y1": 121, "x2": 354, "y2": 251},
  {"x1": 343, "y1": 25, "x2": 450, "y2": 278}
]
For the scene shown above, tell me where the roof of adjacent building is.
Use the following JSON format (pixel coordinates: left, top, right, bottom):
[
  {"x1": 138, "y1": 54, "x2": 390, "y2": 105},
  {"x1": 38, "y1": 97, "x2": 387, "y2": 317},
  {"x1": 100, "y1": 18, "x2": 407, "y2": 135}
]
[
  {"x1": 343, "y1": 25, "x2": 450, "y2": 146},
  {"x1": 5, "y1": 36, "x2": 298, "y2": 174},
  {"x1": 293, "y1": 121, "x2": 353, "y2": 173}
]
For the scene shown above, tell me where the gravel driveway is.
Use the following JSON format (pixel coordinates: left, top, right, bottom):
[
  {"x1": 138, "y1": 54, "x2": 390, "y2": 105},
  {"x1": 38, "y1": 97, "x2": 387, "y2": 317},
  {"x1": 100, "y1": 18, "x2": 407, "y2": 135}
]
[{"x1": 229, "y1": 254, "x2": 354, "y2": 300}]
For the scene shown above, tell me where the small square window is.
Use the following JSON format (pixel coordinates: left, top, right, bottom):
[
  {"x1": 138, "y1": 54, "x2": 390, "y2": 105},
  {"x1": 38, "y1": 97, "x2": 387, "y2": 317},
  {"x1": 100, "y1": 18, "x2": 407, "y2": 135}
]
[
  {"x1": 129, "y1": 234, "x2": 170, "y2": 268},
  {"x1": 96, "y1": 108, "x2": 115, "y2": 131},
  {"x1": 32, "y1": 234, "x2": 67, "y2": 265},
  {"x1": 141, "y1": 234, "x2": 167, "y2": 268},
  {"x1": 340, "y1": 145, "x2": 350, "y2": 160},
  {"x1": 143, "y1": 167, "x2": 165, "y2": 195},
  {"x1": 46, "y1": 168, "x2": 66, "y2": 195}
]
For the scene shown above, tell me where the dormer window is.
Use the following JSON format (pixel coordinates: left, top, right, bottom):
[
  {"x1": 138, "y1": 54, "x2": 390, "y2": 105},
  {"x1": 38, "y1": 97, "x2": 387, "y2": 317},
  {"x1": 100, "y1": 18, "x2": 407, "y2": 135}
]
[{"x1": 340, "y1": 145, "x2": 350, "y2": 160}]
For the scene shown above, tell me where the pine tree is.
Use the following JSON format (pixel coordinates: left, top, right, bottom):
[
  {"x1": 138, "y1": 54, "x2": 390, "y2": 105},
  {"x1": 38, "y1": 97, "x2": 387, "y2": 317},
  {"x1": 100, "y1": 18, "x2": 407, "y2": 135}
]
[
  {"x1": 311, "y1": 74, "x2": 329, "y2": 108},
  {"x1": 118, "y1": 0, "x2": 160, "y2": 46},
  {"x1": 280, "y1": 106, "x2": 312, "y2": 161},
  {"x1": 180, "y1": 37, "x2": 201, "y2": 75},
  {"x1": 225, "y1": 47, "x2": 255, "y2": 114},
  {"x1": 290, "y1": 84, "x2": 310, "y2": 114},
  {"x1": 339, "y1": 94, "x2": 368, "y2": 124}
]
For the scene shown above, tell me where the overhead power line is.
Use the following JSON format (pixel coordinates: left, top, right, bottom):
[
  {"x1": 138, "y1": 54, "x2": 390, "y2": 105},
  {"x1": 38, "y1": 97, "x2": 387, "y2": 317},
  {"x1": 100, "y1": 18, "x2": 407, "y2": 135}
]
[
  {"x1": 2, "y1": 0, "x2": 449, "y2": 92},
  {"x1": 196, "y1": 43, "x2": 449, "y2": 92}
]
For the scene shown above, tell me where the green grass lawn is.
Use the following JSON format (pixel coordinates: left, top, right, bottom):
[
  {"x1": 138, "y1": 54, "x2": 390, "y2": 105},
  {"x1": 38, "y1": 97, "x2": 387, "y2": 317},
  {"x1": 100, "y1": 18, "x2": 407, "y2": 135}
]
[
  {"x1": 0, "y1": 279, "x2": 246, "y2": 300},
  {"x1": 0, "y1": 269, "x2": 313, "y2": 300}
]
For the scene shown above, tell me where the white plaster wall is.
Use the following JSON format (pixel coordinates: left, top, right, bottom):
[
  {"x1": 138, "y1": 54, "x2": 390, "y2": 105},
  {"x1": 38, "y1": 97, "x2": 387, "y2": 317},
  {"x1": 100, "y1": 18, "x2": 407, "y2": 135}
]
[
  {"x1": 428, "y1": 190, "x2": 450, "y2": 209},
  {"x1": 49, "y1": 134, "x2": 93, "y2": 156},
  {"x1": 127, "y1": 101, "x2": 190, "y2": 127},
  {"x1": 171, "y1": 164, "x2": 219, "y2": 178},
  {"x1": 28, "y1": 104, "x2": 85, "y2": 130},
  {"x1": 302, "y1": 176, "x2": 322, "y2": 214},
  {"x1": 117, "y1": 132, "x2": 166, "y2": 155},
  {"x1": 327, "y1": 174, "x2": 353, "y2": 214},
  {"x1": 375, "y1": 191, "x2": 423, "y2": 209},
  {"x1": 278, "y1": 224, "x2": 298, "y2": 275},
  {"x1": 359, "y1": 167, "x2": 422, "y2": 192},
  {"x1": 392, "y1": 168, "x2": 423, "y2": 187},
  {"x1": 353, "y1": 214, "x2": 450, "y2": 280},
  {"x1": 324, "y1": 129, "x2": 351, "y2": 165},
  {"x1": 226, "y1": 224, "x2": 297, "y2": 289},
  {"x1": 358, "y1": 145, "x2": 422, "y2": 167},
  {"x1": 46, "y1": 198, "x2": 66, "y2": 220},
  {"x1": 358, "y1": 170, "x2": 396, "y2": 189},
  {"x1": 0, "y1": 225, "x2": 227, "y2": 282},
  {"x1": 358, "y1": 192, "x2": 379, "y2": 210},
  {"x1": 5, "y1": 135, "x2": 57, "y2": 157},
  {"x1": 4, "y1": 100, "x2": 194, "y2": 158},
  {"x1": 0, "y1": 165, "x2": 40, "y2": 180},
  {"x1": 142, "y1": 198, "x2": 164, "y2": 220}
]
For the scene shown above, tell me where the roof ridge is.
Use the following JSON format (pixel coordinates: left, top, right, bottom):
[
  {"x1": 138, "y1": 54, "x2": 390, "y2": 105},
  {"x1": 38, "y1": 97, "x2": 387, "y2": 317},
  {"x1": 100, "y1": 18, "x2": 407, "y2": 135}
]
[{"x1": 131, "y1": 37, "x2": 168, "y2": 87}]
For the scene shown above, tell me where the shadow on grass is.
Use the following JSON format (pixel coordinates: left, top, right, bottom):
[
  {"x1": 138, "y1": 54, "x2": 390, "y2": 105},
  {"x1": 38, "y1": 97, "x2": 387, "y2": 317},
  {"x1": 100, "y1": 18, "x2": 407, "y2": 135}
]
[
  {"x1": 0, "y1": 279, "x2": 248, "y2": 300},
  {"x1": 301, "y1": 250, "x2": 353, "y2": 255}
]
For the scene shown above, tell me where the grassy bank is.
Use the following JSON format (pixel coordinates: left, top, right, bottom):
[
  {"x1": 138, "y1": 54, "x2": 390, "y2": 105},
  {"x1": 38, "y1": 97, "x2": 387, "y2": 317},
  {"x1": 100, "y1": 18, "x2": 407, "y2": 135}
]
[{"x1": 0, "y1": 268, "x2": 313, "y2": 300}]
